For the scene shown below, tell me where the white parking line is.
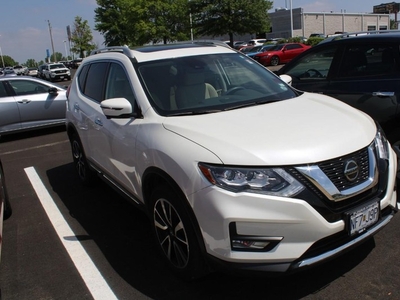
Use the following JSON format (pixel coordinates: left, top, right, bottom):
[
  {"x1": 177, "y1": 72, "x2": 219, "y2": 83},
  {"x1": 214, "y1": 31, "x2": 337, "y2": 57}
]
[{"x1": 24, "y1": 166, "x2": 117, "y2": 300}]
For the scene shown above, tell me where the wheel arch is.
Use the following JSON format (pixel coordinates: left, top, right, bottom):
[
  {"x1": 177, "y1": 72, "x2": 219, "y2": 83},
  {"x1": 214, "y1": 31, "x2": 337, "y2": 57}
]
[{"x1": 142, "y1": 167, "x2": 208, "y2": 256}]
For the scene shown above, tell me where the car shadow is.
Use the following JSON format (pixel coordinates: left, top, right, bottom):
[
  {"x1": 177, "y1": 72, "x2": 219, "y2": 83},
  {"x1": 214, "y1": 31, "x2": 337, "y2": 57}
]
[
  {"x1": 47, "y1": 163, "x2": 375, "y2": 300},
  {"x1": 0, "y1": 126, "x2": 66, "y2": 143}
]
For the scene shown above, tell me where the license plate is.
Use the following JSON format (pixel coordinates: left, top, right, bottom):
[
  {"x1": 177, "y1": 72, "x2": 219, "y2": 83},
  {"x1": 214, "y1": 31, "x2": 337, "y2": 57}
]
[
  {"x1": 347, "y1": 201, "x2": 379, "y2": 236},
  {"x1": 60, "y1": 76, "x2": 64, "y2": 79}
]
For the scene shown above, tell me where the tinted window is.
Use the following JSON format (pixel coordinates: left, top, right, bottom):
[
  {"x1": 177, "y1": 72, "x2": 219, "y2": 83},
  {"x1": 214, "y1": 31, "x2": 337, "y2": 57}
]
[
  {"x1": 338, "y1": 43, "x2": 400, "y2": 78},
  {"x1": 78, "y1": 64, "x2": 89, "y2": 90},
  {"x1": 0, "y1": 82, "x2": 7, "y2": 97},
  {"x1": 83, "y1": 62, "x2": 108, "y2": 102},
  {"x1": 281, "y1": 46, "x2": 337, "y2": 79},
  {"x1": 285, "y1": 44, "x2": 299, "y2": 50}
]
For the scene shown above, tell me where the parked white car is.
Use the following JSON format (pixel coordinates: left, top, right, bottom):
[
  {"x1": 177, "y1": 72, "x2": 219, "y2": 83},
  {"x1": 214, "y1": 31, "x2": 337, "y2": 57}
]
[
  {"x1": 65, "y1": 42, "x2": 398, "y2": 279},
  {"x1": 42, "y1": 63, "x2": 71, "y2": 82}
]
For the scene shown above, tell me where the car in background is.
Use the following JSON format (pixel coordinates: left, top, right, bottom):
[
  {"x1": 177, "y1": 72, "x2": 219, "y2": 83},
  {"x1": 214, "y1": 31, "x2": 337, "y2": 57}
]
[
  {"x1": 0, "y1": 69, "x2": 17, "y2": 77},
  {"x1": 309, "y1": 33, "x2": 325, "y2": 38},
  {"x1": 0, "y1": 76, "x2": 67, "y2": 136},
  {"x1": 253, "y1": 43, "x2": 311, "y2": 66},
  {"x1": 66, "y1": 43, "x2": 398, "y2": 279},
  {"x1": 246, "y1": 44, "x2": 275, "y2": 59},
  {"x1": 42, "y1": 63, "x2": 71, "y2": 82},
  {"x1": 276, "y1": 30, "x2": 400, "y2": 146},
  {"x1": 27, "y1": 67, "x2": 39, "y2": 77},
  {"x1": 238, "y1": 45, "x2": 255, "y2": 53},
  {"x1": 247, "y1": 38, "x2": 266, "y2": 46},
  {"x1": 37, "y1": 64, "x2": 47, "y2": 79},
  {"x1": 13, "y1": 65, "x2": 28, "y2": 76},
  {"x1": 70, "y1": 58, "x2": 83, "y2": 69}
]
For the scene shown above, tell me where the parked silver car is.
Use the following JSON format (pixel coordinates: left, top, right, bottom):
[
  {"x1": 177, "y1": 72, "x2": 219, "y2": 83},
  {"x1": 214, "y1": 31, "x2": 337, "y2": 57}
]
[{"x1": 0, "y1": 77, "x2": 67, "y2": 136}]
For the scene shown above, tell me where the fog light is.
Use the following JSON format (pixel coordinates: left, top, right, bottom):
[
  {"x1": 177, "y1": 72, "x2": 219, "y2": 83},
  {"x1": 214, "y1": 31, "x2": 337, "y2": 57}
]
[
  {"x1": 232, "y1": 240, "x2": 271, "y2": 250},
  {"x1": 229, "y1": 223, "x2": 283, "y2": 252}
]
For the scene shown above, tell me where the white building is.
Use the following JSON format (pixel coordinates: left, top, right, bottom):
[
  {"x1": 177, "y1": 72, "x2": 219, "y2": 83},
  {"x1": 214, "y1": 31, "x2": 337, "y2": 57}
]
[{"x1": 267, "y1": 8, "x2": 391, "y2": 39}]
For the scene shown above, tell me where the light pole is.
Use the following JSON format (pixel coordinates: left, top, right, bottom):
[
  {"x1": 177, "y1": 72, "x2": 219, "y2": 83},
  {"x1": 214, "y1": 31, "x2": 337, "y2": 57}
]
[
  {"x1": 46, "y1": 20, "x2": 56, "y2": 62},
  {"x1": 0, "y1": 46, "x2": 5, "y2": 69},
  {"x1": 63, "y1": 40, "x2": 68, "y2": 60},
  {"x1": 0, "y1": 35, "x2": 5, "y2": 68},
  {"x1": 290, "y1": 0, "x2": 293, "y2": 38}
]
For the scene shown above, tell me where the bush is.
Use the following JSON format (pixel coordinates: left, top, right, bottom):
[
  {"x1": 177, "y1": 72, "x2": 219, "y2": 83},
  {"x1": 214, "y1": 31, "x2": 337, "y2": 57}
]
[{"x1": 305, "y1": 37, "x2": 325, "y2": 46}]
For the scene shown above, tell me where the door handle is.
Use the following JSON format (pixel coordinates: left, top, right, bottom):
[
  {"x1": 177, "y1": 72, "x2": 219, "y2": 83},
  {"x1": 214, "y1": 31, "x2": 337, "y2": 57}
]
[
  {"x1": 95, "y1": 118, "x2": 103, "y2": 126},
  {"x1": 17, "y1": 99, "x2": 31, "y2": 104},
  {"x1": 373, "y1": 91, "x2": 395, "y2": 97},
  {"x1": 74, "y1": 103, "x2": 80, "y2": 110}
]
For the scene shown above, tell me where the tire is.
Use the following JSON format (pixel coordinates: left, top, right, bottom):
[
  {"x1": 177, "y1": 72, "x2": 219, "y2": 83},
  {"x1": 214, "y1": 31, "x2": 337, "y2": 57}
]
[
  {"x1": 0, "y1": 161, "x2": 12, "y2": 220},
  {"x1": 70, "y1": 133, "x2": 97, "y2": 185},
  {"x1": 150, "y1": 185, "x2": 208, "y2": 280},
  {"x1": 270, "y1": 56, "x2": 280, "y2": 66}
]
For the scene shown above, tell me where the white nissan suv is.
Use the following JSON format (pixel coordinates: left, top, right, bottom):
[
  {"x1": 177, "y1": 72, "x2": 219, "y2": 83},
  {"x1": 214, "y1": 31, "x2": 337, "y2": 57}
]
[{"x1": 65, "y1": 42, "x2": 399, "y2": 279}]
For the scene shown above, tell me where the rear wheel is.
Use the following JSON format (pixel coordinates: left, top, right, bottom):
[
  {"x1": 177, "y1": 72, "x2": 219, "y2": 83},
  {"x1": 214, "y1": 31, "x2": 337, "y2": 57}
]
[
  {"x1": 150, "y1": 185, "x2": 208, "y2": 280},
  {"x1": 70, "y1": 133, "x2": 97, "y2": 185},
  {"x1": 270, "y1": 56, "x2": 280, "y2": 66}
]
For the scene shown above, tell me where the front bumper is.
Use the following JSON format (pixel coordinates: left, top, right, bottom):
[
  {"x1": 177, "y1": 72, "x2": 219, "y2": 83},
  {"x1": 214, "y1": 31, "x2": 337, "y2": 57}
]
[{"x1": 191, "y1": 147, "x2": 398, "y2": 273}]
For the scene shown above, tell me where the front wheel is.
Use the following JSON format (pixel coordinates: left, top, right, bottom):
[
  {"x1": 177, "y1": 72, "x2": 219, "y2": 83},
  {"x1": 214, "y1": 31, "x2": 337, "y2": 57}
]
[
  {"x1": 270, "y1": 56, "x2": 280, "y2": 66},
  {"x1": 150, "y1": 185, "x2": 208, "y2": 280},
  {"x1": 70, "y1": 133, "x2": 97, "y2": 185}
]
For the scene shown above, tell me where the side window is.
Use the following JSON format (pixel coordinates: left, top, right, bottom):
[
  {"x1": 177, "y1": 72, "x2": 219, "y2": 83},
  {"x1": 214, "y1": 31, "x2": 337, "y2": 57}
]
[
  {"x1": 104, "y1": 63, "x2": 135, "y2": 105},
  {"x1": 7, "y1": 80, "x2": 49, "y2": 95},
  {"x1": 283, "y1": 46, "x2": 337, "y2": 80},
  {"x1": 77, "y1": 64, "x2": 89, "y2": 90},
  {"x1": 83, "y1": 62, "x2": 108, "y2": 102},
  {"x1": 286, "y1": 44, "x2": 301, "y2": 50},
  {"x1": 338, "y1": 44, "x2": 400, "y2": 78},
  {"x1": 0, "y1": 82, "x2": 7, "y2": 97}
]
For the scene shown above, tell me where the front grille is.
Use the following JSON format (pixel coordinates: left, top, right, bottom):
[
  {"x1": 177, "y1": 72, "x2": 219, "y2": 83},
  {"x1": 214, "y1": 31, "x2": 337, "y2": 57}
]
[{"x1": 318, "y1": 147, "x2": 369, "y2": 191}]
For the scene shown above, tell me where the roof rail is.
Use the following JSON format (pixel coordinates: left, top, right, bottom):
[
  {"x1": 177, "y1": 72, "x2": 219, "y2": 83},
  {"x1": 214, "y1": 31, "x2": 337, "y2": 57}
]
[
  {"x1": 320, "y1": 29, "x2": 400, "y2": 44},
  {"x1": 89, "y1": 45, "x2": 132, "y2": 57}
]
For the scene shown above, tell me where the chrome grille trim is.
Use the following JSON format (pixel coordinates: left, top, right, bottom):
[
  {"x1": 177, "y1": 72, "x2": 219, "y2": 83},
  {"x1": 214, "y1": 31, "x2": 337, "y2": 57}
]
[{"x1": 295, "y1": 144, "x2": 378, "y2": 202}]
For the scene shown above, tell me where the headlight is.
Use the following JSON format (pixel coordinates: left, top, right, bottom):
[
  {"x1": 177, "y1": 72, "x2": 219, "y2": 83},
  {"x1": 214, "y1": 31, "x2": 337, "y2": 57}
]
[
  {"x1": 198, "y1": 163, "x2": 304, "y2": 197},
  {"x1": 375, "y1": 125, "x2": 389, "y2": 160}
]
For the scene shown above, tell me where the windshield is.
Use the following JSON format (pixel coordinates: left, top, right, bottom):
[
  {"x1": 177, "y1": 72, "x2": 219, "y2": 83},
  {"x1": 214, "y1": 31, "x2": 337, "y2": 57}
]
[
  {"x1": 50, "y1": 64, "x2": 65, "y2": 69},
  {"x1": 138, "y1": 53, "x2": 297, "y2": 116}
]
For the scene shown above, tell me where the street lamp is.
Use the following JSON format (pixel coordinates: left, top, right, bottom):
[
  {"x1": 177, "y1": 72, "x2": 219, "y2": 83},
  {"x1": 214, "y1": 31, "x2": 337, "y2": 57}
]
[
  {"x1": 63, "y1": 40, "x2": 68, "y2": 60},
  {"x1": 0, "y1": 46, "x2": 4, "y2": 69},
  {"x1": 0, "y1": 35, "x2": 5, "y2": 68},
  {"x1": 290, "y1": 0, "x2": 293, "y2": 38}
]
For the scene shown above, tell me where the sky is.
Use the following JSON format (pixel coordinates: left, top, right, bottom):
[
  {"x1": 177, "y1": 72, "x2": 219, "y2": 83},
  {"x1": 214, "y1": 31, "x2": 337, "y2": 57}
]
[{"x1": 0, "y1": 0, "x2": 394, "y2": 64}]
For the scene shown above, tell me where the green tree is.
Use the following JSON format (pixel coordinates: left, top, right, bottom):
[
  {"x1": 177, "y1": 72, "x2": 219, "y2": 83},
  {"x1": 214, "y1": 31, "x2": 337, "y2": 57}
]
[
  {"x1": 70, "y1": 16, "x2": 96, "y2": 58},
  {"x1": 1, "y1": 55, "x2": 16, "y2": 67},
  {"x1": 24, "y1": 59, "x2": 38, "y2": 68},
  {"x1": 95, "y1": 0, "x2": 191, "y2": 46},
  {"x1": 190, "y1": 0, "x2": 273, "y2": 46}
]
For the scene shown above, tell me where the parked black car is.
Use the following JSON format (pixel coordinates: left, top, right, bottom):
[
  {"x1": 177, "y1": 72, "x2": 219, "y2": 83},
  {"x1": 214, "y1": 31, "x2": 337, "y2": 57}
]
[{"x1": 277, "y1": 30, "x2": 400, "y2": 146}]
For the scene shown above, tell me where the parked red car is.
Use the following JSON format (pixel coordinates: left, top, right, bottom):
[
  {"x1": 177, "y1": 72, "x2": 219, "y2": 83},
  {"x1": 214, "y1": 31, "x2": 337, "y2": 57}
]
[{"x1": 253, "y1": 43, "x2": 311, "y2": 66}]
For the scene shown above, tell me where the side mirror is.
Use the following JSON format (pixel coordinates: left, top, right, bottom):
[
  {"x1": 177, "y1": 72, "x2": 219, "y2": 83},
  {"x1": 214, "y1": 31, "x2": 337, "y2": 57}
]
[
  {"x1": 48, "y1": 87, "x2": 59, "y2": 95},
  {"x1": 101, "y1": 98, "x2": 133, "y2": 117},
  {"x1": 279, "y1": 74, "x2": 292, "y2": 86}
]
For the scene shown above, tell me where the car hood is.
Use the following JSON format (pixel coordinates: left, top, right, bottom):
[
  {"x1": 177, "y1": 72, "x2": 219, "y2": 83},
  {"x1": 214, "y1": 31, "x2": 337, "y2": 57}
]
[{"x1": 162, "y1": 93, "x2": 376, "y2": 166}]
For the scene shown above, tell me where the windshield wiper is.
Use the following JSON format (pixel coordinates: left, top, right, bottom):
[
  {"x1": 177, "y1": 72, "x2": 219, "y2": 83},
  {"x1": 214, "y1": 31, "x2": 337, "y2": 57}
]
[{"x1": 168, "y1": 109, "x2": 222, "y2": 116}]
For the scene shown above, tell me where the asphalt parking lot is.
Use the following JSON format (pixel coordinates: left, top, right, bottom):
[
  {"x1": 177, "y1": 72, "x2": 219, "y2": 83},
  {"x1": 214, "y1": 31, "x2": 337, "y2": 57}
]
[{"x1": 0, "y1": 67, "x2": 399, "y2": 300}]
